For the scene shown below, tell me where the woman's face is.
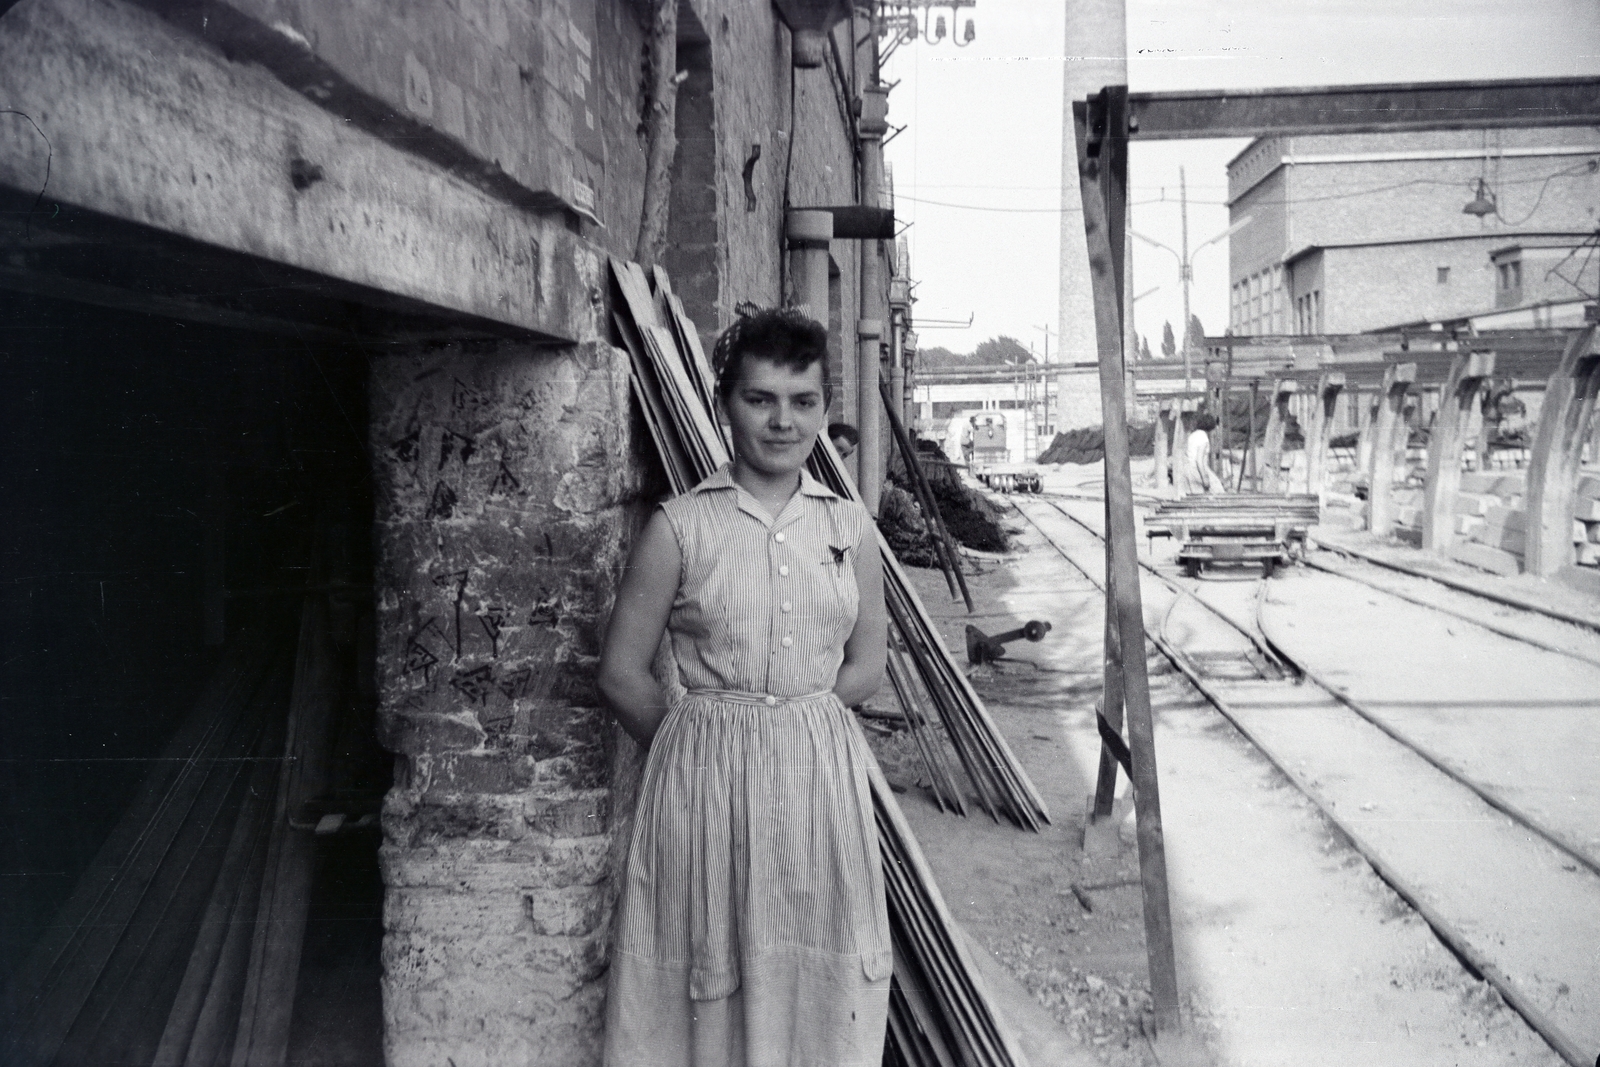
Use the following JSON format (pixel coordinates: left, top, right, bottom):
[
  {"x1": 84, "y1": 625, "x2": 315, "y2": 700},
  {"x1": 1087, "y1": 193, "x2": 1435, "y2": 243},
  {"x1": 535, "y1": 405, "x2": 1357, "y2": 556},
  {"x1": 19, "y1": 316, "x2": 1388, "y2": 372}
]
[{"x1": 725, "y1": 355, "x2": 828, "y2": 478}]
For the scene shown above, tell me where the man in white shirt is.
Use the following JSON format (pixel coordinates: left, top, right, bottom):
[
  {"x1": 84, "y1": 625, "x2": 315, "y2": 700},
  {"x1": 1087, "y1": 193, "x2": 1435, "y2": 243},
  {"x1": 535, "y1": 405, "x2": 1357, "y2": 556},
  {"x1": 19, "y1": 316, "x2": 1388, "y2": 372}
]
[{"x1": 1177, "y1": 413, "x2": 1220, "y2": 496}]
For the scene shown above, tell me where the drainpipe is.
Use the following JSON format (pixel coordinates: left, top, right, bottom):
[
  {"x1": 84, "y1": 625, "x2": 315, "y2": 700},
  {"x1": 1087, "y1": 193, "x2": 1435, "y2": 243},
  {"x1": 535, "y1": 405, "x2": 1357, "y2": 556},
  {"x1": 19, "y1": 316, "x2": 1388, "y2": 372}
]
[
  {"x1": 786, "y1": 208, "x2": 833, "y2": 333},
  {"x1": 857, "y1": 83, "x2": 890, "y2": 515}
]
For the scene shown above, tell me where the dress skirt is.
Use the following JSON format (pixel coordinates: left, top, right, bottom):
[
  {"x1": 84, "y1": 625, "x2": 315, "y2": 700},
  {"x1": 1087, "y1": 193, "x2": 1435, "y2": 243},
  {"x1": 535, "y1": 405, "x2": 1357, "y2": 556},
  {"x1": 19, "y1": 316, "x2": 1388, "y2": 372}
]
[{"x1": 603, "y1": 690, "x2": 892, "y2": 1067}]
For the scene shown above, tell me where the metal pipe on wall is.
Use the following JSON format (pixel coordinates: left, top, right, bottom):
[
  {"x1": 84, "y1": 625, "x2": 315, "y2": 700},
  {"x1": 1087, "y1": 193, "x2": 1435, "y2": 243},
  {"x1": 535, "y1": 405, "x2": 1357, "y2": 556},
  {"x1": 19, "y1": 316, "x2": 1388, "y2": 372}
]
[{"x1": 857, "y1": 79, "x2": 890, "y2": 514}]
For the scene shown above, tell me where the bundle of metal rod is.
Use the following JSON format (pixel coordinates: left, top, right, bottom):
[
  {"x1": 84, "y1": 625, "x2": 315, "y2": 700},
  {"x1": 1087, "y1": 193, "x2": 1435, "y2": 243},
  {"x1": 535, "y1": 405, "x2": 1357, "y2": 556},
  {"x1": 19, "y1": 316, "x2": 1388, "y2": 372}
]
[
  {"x1": 807, "y1": 443, "x2": 1051, "y2": 833},
  {"x1": 608, "y1": 256, "x2": 1027, "y2": 1066}
]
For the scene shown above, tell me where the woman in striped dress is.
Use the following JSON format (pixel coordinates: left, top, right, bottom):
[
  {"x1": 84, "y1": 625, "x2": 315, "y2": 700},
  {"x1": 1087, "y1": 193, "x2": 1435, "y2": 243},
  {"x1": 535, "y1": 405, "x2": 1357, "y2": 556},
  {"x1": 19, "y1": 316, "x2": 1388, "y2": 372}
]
[{"x1": 598, "y1": 309, "x2": 890, "y2": 1067}]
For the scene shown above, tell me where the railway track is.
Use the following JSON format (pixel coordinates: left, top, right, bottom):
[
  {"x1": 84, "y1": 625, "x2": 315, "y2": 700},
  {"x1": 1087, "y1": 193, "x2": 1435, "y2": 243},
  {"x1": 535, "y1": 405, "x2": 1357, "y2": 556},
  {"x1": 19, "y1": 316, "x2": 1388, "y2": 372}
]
[{"x1": 1007, "y1": 491, "x2": 1600, "y2": 1067}]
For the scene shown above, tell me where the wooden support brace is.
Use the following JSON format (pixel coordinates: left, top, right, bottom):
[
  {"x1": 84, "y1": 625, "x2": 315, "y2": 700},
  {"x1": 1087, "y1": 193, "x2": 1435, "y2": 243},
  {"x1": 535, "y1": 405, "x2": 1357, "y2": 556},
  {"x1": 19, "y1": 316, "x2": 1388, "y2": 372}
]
[
  {"x1": 1365, "y1": 362, "x2": 1417, "y2": 536},
  {"x1": 1422, "y1": 351, "x2": 1494, "y2": 553},
  {"x1": 1075, "y1": 88, "x2": 1181, "y2": 1035},
  {"x1": 1305, "y1": 371, "x2": 1345, "y2": 494},
  {"x1": 1260, "y1": 379, "x2": 1298, "y2": 493},
  {"x1": 1525, "y1": 325, "x2": 1600, "y2": 576}
]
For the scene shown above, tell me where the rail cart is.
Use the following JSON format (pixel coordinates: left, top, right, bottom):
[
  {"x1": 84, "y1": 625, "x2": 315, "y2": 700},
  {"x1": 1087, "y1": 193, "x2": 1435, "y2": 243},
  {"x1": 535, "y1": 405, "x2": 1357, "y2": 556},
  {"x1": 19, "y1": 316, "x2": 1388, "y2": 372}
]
[{"x1": 1144, "y1": 494, "x2": 1321, "y2": 577}]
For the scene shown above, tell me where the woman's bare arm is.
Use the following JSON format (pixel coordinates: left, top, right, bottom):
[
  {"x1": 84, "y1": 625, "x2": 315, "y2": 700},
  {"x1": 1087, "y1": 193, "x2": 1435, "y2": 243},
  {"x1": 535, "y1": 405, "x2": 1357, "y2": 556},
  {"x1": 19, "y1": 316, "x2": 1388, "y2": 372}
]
[
  {"x1": 598, "y1": 509, "x2": 681, "y2": 745},
  {"x1": 833, "y1": 517, "x2": 886, "y2": 707}
]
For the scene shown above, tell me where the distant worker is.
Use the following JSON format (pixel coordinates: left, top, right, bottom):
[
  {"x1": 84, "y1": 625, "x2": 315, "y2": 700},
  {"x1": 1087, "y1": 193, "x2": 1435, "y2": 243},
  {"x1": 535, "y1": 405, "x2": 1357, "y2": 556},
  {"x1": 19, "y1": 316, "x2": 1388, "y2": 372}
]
[
  {"x1": 828, "y1": 421, "x2": 859, "y2": 460},
  {"x1": 1177, "y1": 413, "x2": 1221, "y2": 496}
]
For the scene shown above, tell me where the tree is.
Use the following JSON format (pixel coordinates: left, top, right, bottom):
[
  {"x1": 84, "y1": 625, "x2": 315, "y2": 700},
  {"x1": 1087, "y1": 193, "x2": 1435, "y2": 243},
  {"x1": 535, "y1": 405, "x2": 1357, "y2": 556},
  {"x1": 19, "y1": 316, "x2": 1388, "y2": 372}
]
[
  {"x1": 1185, "y1": 314, "x2": 1207, "y2": 353},
  {"x1": 916, "y1": 345, "x2": 964, "y2": 370},
  {"x1": 1138, "y1": 335, "x2": 1153, "y2": 363},
  {"x1": 973, "y1": 335, "x2": 1033, "y2": 365},
  {"x1": 1160, "y1": 321, "x2": 1176, "y2": 361}
]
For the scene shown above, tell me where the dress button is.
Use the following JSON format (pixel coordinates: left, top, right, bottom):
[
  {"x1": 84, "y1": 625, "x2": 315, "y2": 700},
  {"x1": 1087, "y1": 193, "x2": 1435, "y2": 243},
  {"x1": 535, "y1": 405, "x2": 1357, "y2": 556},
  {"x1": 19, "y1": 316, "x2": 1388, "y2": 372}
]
[
  {"x1": 781, "y1": 601, "x2": 792, "y2": 613},
  {"x1": 781, "y1": 636, "x2": 794, "y2": 648},
  {"x1": 774, "y1": 532, "x2": 786, "y2": 543},
  {"x1": 779, "y1": 565, "x2": 790, "y2": 577},
  {"x1": 764, "y1": 694, "x2": 777, "y2": 706}
]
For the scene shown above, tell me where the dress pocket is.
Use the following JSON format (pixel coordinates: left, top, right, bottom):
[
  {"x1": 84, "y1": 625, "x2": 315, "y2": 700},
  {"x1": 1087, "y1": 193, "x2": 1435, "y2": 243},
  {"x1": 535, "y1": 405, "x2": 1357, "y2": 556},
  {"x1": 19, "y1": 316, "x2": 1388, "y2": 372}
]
[{"x1": 860, "y1": 946, "x2": 893, "y2": 982}]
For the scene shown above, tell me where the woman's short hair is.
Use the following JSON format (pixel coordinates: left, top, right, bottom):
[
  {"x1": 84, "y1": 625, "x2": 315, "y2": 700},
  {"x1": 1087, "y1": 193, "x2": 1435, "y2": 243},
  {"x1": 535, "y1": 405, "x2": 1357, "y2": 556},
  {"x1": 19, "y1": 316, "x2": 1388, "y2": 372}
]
[
  {"x1": 712, "y1": 308, "x2": 831, "y2": 404},
  {"x1": 827, "y1": 422, "x2": 859, "y2": 446},
  {"x1": 1196, "y1": 413, "x2": 1219, "y2": 432}
]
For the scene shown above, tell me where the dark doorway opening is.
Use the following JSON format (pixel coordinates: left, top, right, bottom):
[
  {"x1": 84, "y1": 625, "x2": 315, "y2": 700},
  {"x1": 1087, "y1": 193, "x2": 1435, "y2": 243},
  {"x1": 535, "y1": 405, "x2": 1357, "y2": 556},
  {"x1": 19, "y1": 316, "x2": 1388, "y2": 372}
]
[{"x1": 0, "y1": 287, "x2": 386, "y2": 1066}]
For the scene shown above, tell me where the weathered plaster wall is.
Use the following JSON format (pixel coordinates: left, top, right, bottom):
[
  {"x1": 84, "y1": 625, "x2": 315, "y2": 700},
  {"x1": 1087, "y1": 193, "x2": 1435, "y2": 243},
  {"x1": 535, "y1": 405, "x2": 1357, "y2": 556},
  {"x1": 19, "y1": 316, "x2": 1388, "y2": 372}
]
[{"x1": 371, "y1": 340, "x2": 654, "y2": 1067}]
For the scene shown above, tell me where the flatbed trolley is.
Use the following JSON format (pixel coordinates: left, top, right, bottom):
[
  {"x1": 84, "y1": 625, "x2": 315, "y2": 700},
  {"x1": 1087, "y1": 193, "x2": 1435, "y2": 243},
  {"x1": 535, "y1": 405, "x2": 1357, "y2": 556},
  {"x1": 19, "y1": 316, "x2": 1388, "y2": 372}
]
[{"x1": 1144, "y1": 494, "x2": 1321, "y2": 577}]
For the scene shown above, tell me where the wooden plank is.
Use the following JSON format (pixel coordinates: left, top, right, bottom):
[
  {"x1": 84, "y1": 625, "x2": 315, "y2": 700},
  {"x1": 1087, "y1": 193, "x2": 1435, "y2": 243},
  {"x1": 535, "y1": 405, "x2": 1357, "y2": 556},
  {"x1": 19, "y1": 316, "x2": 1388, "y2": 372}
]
[
  {"x1": 2, "y1": 633, "x2": 277, "y2": 1067},
  {"x1": 60, "y1": 665, "x2": 285, "y2": 1065},
  {"x1": 230, "y1": 596, "x2": 337, "y2": 1067},
  {"x1": 151, "y1": 730, "x2": 282, "y2": 1067},
  {"x1": 1075, "y1": 87, "x2": 1181, "y2": 1034}
]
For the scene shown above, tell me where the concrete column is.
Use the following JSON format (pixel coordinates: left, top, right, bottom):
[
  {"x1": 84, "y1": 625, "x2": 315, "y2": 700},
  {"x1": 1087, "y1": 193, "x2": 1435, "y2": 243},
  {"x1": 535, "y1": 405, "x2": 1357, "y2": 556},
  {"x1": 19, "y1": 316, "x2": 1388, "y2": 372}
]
[
  {"x1": 1304, "y1": 371, "x2": 1345, "y2": 495},
  {"x1": 370, "y1": 341, "x2": 645, "y2": 1066},
  {"x1": 1422, "y1": 351, "x2": 1494, "y2": 553},
  {"x1": 1525, "y1": 325, "x2": 1600, "y2": 576},
  {"x1": 786, "y1": 209, "x2": 833, "y2": 327},
  {"x1": 1365, "y1": 363, "x2": 1417, "y2": 536},
  {"x1": 1057, "y1": 0, "x2": 1127, "y2": 430}
]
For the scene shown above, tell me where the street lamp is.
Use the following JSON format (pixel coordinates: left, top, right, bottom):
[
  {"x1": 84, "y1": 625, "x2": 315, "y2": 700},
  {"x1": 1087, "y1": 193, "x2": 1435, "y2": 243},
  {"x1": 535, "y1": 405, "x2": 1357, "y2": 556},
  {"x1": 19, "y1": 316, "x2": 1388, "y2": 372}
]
[{"x1": 1131, "y1": 216, "x2": 1252, "y2": 388}]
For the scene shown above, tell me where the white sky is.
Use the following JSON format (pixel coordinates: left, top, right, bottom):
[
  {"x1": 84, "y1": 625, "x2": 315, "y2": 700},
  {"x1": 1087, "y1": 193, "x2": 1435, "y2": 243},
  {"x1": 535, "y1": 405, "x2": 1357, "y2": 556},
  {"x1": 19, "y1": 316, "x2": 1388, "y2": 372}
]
[{"x1": 880, "y1": 0, "x2": 1600, "y2": 358}]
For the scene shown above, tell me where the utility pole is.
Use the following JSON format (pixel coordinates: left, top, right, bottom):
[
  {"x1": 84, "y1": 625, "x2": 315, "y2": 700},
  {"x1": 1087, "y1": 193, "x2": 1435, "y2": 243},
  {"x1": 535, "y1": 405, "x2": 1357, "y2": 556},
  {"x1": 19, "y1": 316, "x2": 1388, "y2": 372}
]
[
  {"x1": 1179, "y1": 166, "x2": 1192, "y2": 390},
  {"x1": 1035, "y1": 323, "x2": 1055, "y2": 447}
]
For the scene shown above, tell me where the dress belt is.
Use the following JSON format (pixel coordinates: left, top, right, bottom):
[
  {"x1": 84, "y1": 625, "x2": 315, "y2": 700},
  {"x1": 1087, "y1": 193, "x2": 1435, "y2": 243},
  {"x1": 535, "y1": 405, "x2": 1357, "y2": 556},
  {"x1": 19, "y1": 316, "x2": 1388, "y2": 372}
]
[{"x1": 684, "y1": 688, "x2": 837, "y2": 707}]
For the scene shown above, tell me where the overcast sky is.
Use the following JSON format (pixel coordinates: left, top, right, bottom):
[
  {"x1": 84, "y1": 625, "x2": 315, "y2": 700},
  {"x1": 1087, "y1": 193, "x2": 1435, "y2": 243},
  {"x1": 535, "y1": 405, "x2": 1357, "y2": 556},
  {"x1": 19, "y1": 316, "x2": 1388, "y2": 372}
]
[{"x1": 879, "y1": 0, "x2": 1600, "y2": 359}]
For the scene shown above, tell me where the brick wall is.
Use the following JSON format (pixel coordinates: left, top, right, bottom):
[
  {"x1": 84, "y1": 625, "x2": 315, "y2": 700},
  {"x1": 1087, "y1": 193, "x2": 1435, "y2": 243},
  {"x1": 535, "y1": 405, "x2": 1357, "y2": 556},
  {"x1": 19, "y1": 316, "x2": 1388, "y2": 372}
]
[
  {"x1": 361, "y1": 4, "x2": 868, "y2": 1065},
  {"x1": 370, "y1": 337, "x2": 657, "y2": 1067}
]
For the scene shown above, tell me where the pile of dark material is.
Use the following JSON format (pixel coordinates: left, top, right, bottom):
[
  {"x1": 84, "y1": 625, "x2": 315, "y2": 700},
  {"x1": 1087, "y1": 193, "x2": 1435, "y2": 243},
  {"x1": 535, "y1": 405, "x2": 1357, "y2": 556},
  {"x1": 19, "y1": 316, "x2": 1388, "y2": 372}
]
[
  {"x1": 876, "y1": 484, "x2": 941, "y2": 568},
  {"x1": 1037, "y1": 423, "x2": 1155, "y2": 465}
]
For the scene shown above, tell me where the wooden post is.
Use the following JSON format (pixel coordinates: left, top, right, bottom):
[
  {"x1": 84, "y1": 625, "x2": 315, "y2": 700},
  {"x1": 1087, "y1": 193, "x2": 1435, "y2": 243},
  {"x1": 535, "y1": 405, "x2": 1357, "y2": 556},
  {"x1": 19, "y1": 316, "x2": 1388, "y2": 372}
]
[
  {"x1": 1365, "y1": 362, "x2": 1417, "y2": 537},
  {"x1": 1421, "y1": 350, "x2": 1495, "y2": 553},
  {"x1": 634, "y1": 0, "x2": 679, "y2": 267},
  {"x1": 1525, "y1": 325, "x2": 1600, "y2": 576},
  {"x1": 1260, "y1": 379, "x2": 1297, "y2": 493},
  {"x1": 1304, "y1": 371, "x2": 1345, "y2": 495},
  {"x1": 857, "y1": 318, "x2": 884, "y2": 515},
  {"x1": 1075, "y1": 87, "x2": 1181, "y2": 1035}
]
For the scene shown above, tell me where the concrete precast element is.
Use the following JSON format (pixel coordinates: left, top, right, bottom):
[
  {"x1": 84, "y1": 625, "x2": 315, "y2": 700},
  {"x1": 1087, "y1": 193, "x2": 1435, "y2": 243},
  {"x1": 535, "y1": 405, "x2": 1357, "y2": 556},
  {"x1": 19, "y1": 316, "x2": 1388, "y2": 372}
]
[
  {"x1": 1304, "y1": 371, "x2": 1346, "y2": 496},
  {"x1": 1363, "y1": 362, "x2": 1417, "y2": 536},
  {"x1": 1525, "y1": 325, "x2": 1600, "y2": 576},
  {"x1": 1421, "y1": 351, "x2": 1496, "y2": 552},
  {"x1": 1015, "y1": 492, "x2": 1600, "y2": 1066}
]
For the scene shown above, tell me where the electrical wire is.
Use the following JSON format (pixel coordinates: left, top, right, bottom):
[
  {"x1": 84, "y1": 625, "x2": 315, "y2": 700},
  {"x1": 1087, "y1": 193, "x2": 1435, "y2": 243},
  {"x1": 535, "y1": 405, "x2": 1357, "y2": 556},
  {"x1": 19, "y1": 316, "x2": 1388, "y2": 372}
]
[
  {"x1": 888, "y1": 158, "x2": 1599, "y2": 215},
  {"x1": 1493, "y1": 157, "x2": 1600, "y2": 227}
]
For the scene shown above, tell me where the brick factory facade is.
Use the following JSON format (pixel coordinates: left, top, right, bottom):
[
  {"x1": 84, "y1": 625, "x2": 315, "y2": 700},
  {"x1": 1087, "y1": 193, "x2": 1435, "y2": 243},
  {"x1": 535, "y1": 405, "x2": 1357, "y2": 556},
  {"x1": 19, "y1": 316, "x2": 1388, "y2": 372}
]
[
  {"x1": 1227, "y1": 128, "x2": 1600, "y2": 336},
  {"x1": 0, "y1": 1, "x2": 888, "y2": 1063}
]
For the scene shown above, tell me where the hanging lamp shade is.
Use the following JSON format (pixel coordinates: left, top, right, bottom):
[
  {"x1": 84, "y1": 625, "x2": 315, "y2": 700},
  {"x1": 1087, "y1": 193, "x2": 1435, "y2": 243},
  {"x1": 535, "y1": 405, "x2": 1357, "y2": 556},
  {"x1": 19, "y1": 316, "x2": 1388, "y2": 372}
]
[
  {"x1": 1462, "y1": 178, "x2": 1497, "y2": 218},
  {"x1": 772, "y1": 0, "x2": 853, "y2": 68}
]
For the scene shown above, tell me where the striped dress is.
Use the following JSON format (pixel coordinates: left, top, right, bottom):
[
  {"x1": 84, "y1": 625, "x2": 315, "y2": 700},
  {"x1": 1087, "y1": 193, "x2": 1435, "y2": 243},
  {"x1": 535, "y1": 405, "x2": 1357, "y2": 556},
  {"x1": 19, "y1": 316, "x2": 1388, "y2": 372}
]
[{"x1": 604, "y1": 465, "x2": 892, "y2": 1067}]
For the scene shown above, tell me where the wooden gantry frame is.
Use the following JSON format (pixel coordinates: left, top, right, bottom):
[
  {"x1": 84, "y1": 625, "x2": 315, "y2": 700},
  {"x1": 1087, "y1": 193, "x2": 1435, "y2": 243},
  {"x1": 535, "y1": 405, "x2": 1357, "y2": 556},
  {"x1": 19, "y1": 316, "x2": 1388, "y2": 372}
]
[{"x1": 1073, "y1": 75, "x2": 1600, "y2": 1035}]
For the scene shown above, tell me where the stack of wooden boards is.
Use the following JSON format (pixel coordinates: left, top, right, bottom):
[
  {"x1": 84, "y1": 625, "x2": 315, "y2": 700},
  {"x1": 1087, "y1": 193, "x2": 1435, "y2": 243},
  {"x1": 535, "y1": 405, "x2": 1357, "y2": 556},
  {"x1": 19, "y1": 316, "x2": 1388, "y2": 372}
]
[
  {"x1": 1446, "y1": 469, "x2": 1600, "y2": 575},
  {"x1": 1, "y1": 596, "x2": 341, "y2": 1067},
  {"x1": 609, "y1": 256, "x2": 1036, "y2": 1067}
]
